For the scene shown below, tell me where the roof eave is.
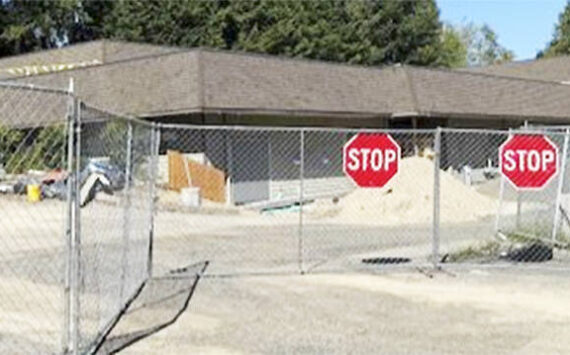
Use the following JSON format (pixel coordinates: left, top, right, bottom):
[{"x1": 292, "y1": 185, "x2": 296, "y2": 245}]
[
  {"x1": 421, "y1": 110, "x2": 570, "y2": 123},
  {"x1": 135, "y1": 106, "x2": 394, "y2": 120}
]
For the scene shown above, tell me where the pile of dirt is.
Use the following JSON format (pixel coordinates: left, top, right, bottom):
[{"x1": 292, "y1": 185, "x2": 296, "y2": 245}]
[{"x1": 333, "y1": 156, "x2": 499, "y2": 225}]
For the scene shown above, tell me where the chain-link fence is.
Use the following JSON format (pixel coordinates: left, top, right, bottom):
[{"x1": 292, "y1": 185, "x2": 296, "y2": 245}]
[
  {"x1": 1, "y1": 79, "x2": 569, "y2": 354},
  {"x1": 75, "y1": 105, "x2": 158, "y2": 353},
  {"x1": 0, "y1": 82, "x2": 163, "y2": 354},
  {"x1": 153, "y1": 125, "x2": 570, "y2": 277},
  {"x1": 152, "y1": 127, "x2": 304, "y2": 276},
  {"x1": 0, "y1": 83, "x2": 70, "y2": 353},
  {"x1": 439, "y1": 129, "x2": 570, "y2": 266}
]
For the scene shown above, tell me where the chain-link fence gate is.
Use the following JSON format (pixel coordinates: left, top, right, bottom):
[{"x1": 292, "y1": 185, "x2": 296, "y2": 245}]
[
  {"x1": 1, "y1": 80, "x2": 569, "y2": 354},
  {"x1": 0, "y1": 82, "x2": 163, "y2": 354},
  {"x1": 75, "y1": 105, "x2": 158, "y2": 352}
]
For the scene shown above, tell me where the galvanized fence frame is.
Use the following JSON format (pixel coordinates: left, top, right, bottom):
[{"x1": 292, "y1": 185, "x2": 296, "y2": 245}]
[
  {"x1": 1, "y1": 78, "x2": 569, "y2": 354},
  {"x1": 0, "y1": 81, "x2": 76, "y2": 354},
  {"x1": 75, "y1": 104, "x2": 160, "y2": 354},
  {"x1": 153, "y1": 124, "x2": 570, "y2": 276},
  {"x1": 0, "y1": 81, "x2": 164, "y2": 354}
]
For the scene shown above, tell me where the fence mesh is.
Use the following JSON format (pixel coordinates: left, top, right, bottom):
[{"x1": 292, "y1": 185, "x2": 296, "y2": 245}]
[
  {"x1": 0, "y1": 84, "x2": 69, "y2": 353},
  {"x1": 1, "y1": 80, "x2": 570, "y2": 354},
  {"x1": 153, "y1": 127, "x2": 302, "y2": 276},
  {"x1": 301, "y1": 129, "x2": 436, "y2": 272},
  {"x1": 440, "y1": 129, "x2": 570, "y2": 265},
  {"x1": 153, "y1": 125, "x2": 570, "y2": 276},
  {"x1": 77, "y1": 105, "x2": 155, "y2": 352}
]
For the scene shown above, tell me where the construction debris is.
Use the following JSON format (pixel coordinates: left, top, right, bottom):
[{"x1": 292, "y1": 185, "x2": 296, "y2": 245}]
[{"x1": 80, "y1": 173, "x2": 113, "y2": 207}]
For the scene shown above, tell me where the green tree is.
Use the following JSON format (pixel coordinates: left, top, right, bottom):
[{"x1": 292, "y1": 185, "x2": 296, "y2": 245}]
[
  {"x1": 103, "y1": 0, "x2": 222, "y2": 48},
  {"x1": 448, "y1": 22, "x2": 513, "y2": 66},
  {"x1": 0, "y1": 123, "x2": 24, "y2": 168},
  {"x1": 68, "y1": 0, "x2": 115, "y2": 44},
  {"x1": 543, "y1": 1, "x2": 570, "y2": 57},
  {"x1": 1, "y1": 0, "x2": 78, "y2": 54},
  {"x1": 438, "y1": 24, "x2": 468, "y2": 68},
  {"x1": 472, "y1": 24, "x2": 513, "y2": 65},
  {"x1": 0, "y1": 0, "x2": 113, "y2": 55},
  {"x1": 0, "y1": 124, "x2": 66, "y2": 173},
  {"x1": 104, "y1": 0, "x2": 450, "y2": 67},
  {"x1": 0, "y1": 0, "x2": 472, "y2": 68}
]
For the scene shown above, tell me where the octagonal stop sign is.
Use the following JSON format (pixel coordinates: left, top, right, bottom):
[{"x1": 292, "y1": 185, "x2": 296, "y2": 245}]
[
  {"x1": 499, "y1": 134, "x2": 559, "y2": 190},
  {"x1": 343, "y1": 133, "x2": 401, "y2": 187}
]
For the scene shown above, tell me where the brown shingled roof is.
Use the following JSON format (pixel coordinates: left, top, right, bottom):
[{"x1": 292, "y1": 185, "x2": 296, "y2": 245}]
[
  {"x1": 410, "y1": 67, "x2": 570, "y2": 121},
  {"x1": 462, "y1": 56, "x2": 570, "y2": 83},
  {"x1": 0, "y1": 40, "x2": 182, "y2": 79},
  {"x1": 4, "y1": 41, "x2": 570, "y2": 124},
  {"x1": 199, "y1": 50, "x2": 415, "y2": 118},
  {"x1": 12, "y1": 51, "x2": 201, "y2": 116}
]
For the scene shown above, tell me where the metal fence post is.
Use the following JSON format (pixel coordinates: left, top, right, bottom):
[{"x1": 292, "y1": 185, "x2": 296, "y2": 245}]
[
  {"x1": 298, "y1": 129, "x2": 305, "y2": 274},
  {"x1": 71, "y1": 97, "x2": 82, "y2": 355},
  {"x1": 495, "y1": 128, "x2": 512, "y2": 235},
  {"x1": 147, "y1": 123, "x2": 160, "y2": 278},
  {"x1": 432, "y1": 127, "x2": 441, "y2": 266},
  {"x1": 552, "y1": 129, "x2": 569, "y2": 242},
  {"x1": 63, "y1": 79, "x2": 77, "y2": 354},
  {"x1": 63, "y1": 89, "x2": 82, "y2": 355},
  {"x1": 60, "y1": 80, "x2": 83, "y2": 354},
  {"x1": 120, "y1": 121, "x2": 133, "y2": 301}
]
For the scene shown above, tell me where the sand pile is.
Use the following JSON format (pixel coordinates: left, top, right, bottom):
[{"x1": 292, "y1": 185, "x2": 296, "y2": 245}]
[{"x1": 334, "y1": 156, "x2": 499, "y2": 225}]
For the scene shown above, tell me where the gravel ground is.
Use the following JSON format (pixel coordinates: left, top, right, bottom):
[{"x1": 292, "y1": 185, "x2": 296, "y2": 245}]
[
  {"x1": 122, "y1": 268, "x2": 570, "y2": 355},
  {"x1": 2, "y1": 195, "x2": 569, "y2": 354}
]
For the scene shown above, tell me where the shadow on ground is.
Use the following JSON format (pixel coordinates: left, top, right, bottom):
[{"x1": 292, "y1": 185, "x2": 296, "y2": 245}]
[{"x1": 95, "y1": 261, "x2": 209, "y2": 354}]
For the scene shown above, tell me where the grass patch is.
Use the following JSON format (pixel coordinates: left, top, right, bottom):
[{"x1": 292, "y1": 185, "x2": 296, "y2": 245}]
[
  {"x1": 446, "y1": 228, "x2": 570, "y2": 263},
  {"x1": 504, "y1": 231, "x2": 539, "y2": 244},
  {"x1": 445, "y1": 241, "x2": 501, "y2": 263},
  {"x1": 505, "y1": 230, "x2": 570, "y2": 250}
]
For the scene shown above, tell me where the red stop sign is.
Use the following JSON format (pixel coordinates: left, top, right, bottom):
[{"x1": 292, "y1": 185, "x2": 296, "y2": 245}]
[
  {"x1": 343, "y1": 133, "x2": 401, "y2": 187},
  {"x1": 499, "y1": 134, "x2": 559, "y2": 190}
]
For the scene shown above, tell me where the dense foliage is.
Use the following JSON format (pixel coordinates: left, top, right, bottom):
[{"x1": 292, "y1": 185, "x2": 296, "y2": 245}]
[
  {"x1": 542, "y1": 1, "x2": 570, "y2": 57},
  {"x1": 0, "y1": 0, "x2": 504, "y2": 68}
]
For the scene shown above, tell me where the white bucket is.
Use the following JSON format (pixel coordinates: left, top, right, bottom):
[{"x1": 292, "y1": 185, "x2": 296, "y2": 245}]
[{"x1": 180, "y1": 187, "x2": 201, "y2": 207}]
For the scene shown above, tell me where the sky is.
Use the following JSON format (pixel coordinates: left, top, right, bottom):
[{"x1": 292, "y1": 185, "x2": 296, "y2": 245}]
[{"x1": 438, "y1": 0, "x2": 568, "y2": 61}]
